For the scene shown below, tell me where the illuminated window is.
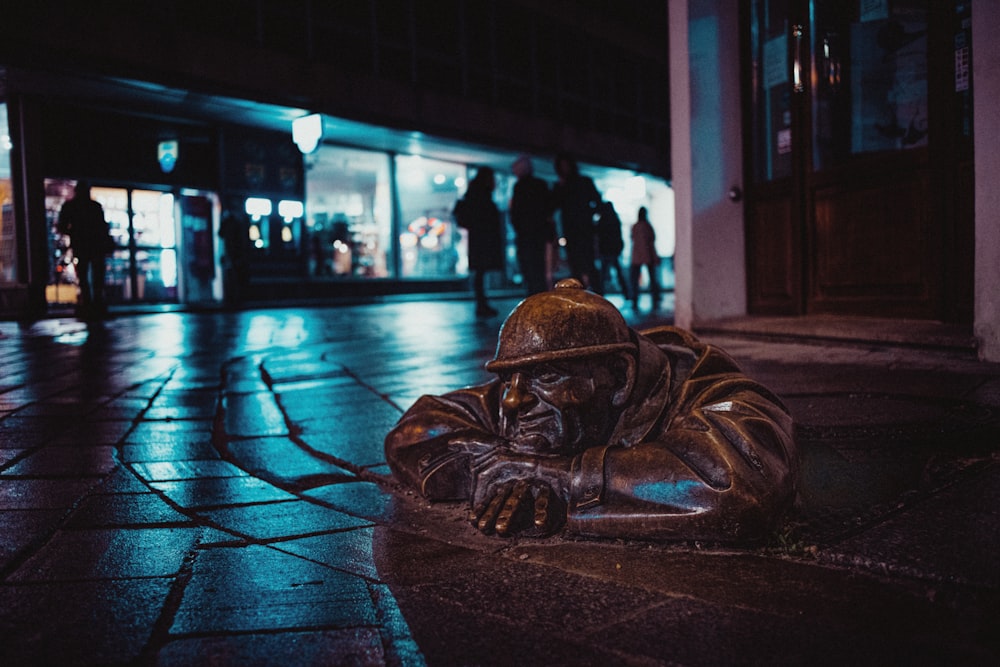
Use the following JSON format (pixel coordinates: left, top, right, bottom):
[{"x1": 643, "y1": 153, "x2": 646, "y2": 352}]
[
  {"x1": 304, "y1": 146, "x2": 392, "y2": 278},
  {"x1": 395, "y1": 155, "x2": 467, "y2": 279}
]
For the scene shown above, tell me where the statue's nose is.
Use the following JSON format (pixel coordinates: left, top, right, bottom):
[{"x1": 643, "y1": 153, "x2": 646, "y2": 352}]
[{"x1": 502, "y1": 372, "x2": 536, "y2": 412}]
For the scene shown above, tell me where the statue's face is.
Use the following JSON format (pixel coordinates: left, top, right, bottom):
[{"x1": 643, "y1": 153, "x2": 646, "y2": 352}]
[{"x1": 497, "y1": 358, "x2": 623, "y2": 456}]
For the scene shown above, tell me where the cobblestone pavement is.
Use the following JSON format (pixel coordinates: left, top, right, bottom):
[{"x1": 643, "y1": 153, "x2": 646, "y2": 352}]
[{"x1": 1, "y1": 298, "x2": 999, "y2": 665}]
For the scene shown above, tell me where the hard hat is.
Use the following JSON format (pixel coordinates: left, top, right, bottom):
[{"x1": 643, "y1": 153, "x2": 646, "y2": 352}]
[{"x1": 486, "y1": 279, "x2": 635, "y2": 372}]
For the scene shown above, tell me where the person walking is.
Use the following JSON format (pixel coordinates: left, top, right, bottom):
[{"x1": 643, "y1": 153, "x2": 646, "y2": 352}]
[
  {"x1": 454, "y1": 166, "x2": 504, "y2": 317},
  {"x1": 509, "y1": 155, "x2": 554, "y2": 296},
  {"x1": 57, "y1": 180, "x2": 112, "y2": 318},
  {"x1": 218, "y1": 205, "x2": 251, "y2": 307},
  {"x1": 594, "y1": 200, "x2": 630, "y2": 299},
  {"x1": 629, "y1": 206, "x2": 661, "y2": 310},
  {"x1": 552, "y1": 154, "x2": 601, "y2": 290}
]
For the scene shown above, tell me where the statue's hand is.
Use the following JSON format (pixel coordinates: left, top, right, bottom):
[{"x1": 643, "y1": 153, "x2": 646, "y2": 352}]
[
  {"x1": 470, "y1": 477, "x2": 567, "y2": 537},
  {"x1": 469, "y1": 457, "x2": 566, "y2": 537}
]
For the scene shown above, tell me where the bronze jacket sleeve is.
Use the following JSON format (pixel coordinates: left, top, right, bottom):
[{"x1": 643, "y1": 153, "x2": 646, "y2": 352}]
[
  {"x1": 384, "y1": 382, "x2": 502, "y2": 500},
  {"x1": 567, "y1": 345, "x2": 798, "y2": 542}
]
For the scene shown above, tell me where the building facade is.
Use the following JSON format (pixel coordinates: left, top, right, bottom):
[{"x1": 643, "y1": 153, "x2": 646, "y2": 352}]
[
  {"x1": 3, "y1": 1, "x2": 997, "y2": 360},
  {"x1": 669, "y1": 0, "x2": 1000, "y2": 361},
  {"x1": 0, "y1": 1, "x2": 672, "y2": 315}
]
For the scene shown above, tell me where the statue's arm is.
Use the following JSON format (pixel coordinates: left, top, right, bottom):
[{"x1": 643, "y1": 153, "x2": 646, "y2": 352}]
[
  {"x1": 567, "y1": 384, "x2": 797, "y2": 542},
  {"x1": 384, "y1": 385, "x2": 504, "y2": 500}
]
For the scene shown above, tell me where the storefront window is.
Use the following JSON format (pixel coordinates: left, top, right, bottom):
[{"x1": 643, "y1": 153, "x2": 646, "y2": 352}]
[
  {"x1": 0, "y1": 103, "x2": 15, "y2": 284},
  {"x1": 45, "y1": 180, "x2": 181, "y2": 305},
  {"x1": 304, "y1": 146, "x2": 393, "y2": 278},
  {"x1": 395, "y1": 155, "x2": 467, "y2": 279}
]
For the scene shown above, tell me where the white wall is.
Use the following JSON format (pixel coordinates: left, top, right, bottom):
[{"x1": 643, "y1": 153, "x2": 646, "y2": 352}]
[
  {"x1": 670, "y1": 0, "x2": 747, "y2": 329},
  {"x1": 974, "y1": 1, "x2": 1000, "y2": 362}
]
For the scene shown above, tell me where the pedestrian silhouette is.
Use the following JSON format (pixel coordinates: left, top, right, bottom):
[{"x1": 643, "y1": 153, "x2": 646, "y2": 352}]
[
  {"x1": 509, "y1": 155, "x2": 555, "y2": 295},
  {"x1": 454, "y1": 166, "x2": 504, "y2": 317},
  {"x1": 57, "y1": 180, "x2": 112, "y2": 318},
  {"x1": 594, "y1": 200, "x2": 630, "y2": 299},
  {"x1": 629, "y1": 206, "x2": 661, "y2": 310},
  {"x1": 553, "y1": 154, "x2": 601, "y2": 290},
  {"x1": 219, "y1": 206, "x2": 251, "y2": 307}
]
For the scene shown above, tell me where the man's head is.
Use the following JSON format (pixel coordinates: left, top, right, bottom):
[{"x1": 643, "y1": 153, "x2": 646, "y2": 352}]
[
  {"x1": 487, "y1": 279, "x2": 637, "y2": 456},
  {"x1": 512, "y1": 155, "x2": 533, "y2": 178},
  {"x1": 553, "y1": 154, "x2": 578, "y2": 181}
]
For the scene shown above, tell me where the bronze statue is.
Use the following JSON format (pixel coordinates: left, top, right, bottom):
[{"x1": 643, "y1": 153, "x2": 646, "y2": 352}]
[{"x1": 385, "y1": 279, "x2": 798, "y2": 542}]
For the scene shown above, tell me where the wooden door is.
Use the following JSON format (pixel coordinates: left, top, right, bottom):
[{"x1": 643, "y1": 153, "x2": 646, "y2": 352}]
[{"x1": 743, "y1": 0, "x2": 972, "y2": 321}]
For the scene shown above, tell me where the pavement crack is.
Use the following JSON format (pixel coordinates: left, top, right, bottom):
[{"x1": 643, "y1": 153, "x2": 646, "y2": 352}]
[{"x1": 135, "y1": 541, "x2": 200, "y2": 664}]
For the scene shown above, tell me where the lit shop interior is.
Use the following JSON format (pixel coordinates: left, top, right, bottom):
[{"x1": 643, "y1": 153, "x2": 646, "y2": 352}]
[{"x1": 34, "y1": 108, "x2": 673, "y2": 309}]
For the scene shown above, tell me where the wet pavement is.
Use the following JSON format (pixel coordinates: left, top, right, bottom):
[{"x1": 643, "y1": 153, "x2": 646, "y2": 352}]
[{"x1": 1, "y1": 297, "x2": 999, "y2": 666}]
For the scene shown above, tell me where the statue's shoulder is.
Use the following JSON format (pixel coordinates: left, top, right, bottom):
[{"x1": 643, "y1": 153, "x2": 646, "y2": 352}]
[
  {"x1": 638, "y1": 325, "x2": 704, "y2": 352},
  {"x1": 639, "y1": 325, "x2": 746, "y2": 377}
]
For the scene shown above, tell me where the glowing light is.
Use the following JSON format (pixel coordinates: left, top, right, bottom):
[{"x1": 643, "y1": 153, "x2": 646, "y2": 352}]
[
  {"x1": 249, "y1": 225, "x2": 261, "y2": 241},
  {"x1": 157, "y1": 140, "x2": 179, "y2": 173},
  {"x1": 454, "y1": 176, "x2": 466, "y2": 189},
  {"x1": 278, "y1": 199, "x2": 304, "y2": 221},
  {"x1": 161, "y1": 249, "x2": 177, "y2": 288},
  {"x1": 420, "y1": 234, "x2": 439, "y2": 249},
  {"x1": 292, "y1": 113, "x2": 323, "y2": 154},
  {"x1": 159, "y1": 193, "x2": 176, "y2": 247},
  {"x1": 626, "y1": 176, "x2": 646, "y2": 199},
  {"x1": 281, "y1": 226, "x2": 293, "y2": 243},
  {"x1": 245, "y1": 198, "x2": 272, "y2": 221},
  {"x1": 344, "y1": 194, "x2": 365, "y2": 217},
  {"x1": 433, "y1": 173, "x2": 447, "y2": 185}
]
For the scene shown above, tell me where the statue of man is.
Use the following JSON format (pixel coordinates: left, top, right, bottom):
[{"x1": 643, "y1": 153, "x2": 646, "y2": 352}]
[{"x1": 385, "y1": 280, "x2": 798, "y2": 542}]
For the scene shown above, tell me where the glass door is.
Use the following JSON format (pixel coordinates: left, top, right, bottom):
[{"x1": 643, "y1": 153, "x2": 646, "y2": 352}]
[
  {"x1": 47, "y1": 181, "x2": 224, "y2": 308},
  {"x1": 100, "y1": 187, "x2": 178, "y2": 303},
  {"x1": 744, "y1": 0, "x2": 966, "y2": 319}
]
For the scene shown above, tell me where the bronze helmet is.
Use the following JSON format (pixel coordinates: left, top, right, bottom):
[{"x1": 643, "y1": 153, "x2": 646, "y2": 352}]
[{"x1": 486, "y1": 279, "x2": 636, "y2": 372}]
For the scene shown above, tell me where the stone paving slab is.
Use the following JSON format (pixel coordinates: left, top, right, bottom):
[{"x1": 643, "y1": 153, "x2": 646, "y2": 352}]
[
  {"x1": 64, "y1": 491, "x2": 194, "y2": 529},
  {"x1": 198, "y1": 498, "x2": 372, "y2": 541},
  {"x1": 0, "y1": 578, "x2": 175, "y2": 666},
  {"x1": 8, "y1": 527, "x2": 203, "y2": 582},
  {"x1": 273, "y1": 527, "x2": 381, "y2": 580},
  {"x1": 155, "y1": 628, "x2": 389, "y2": 667},
  {"x1": 0, "y1": 508, "x2": 66, "y2": 571},
  {"x1": 819, "y1": 460, "x2": 1000, "y2": 589},
  {"x1": 3, "y1": 445, "x2": 117, "y2": 476},
  {"x1": 121, "y1": 439, "x2": 222, "y2": 464},
  {"x1": 169, "y1": 544, "x2": 378, "y2": 635},
  {"x1": 223, "y1": 435, "x2": 356, "y2": 488},
  {"x1": 303, "y1": 481, "x2": 398, "y2": 523},
  {"x1": 150, "y1": 477, "x2": 297, "y2": 509}
]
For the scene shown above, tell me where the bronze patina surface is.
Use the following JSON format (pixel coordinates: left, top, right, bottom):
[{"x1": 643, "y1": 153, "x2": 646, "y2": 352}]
[{"x1": 385, "y1": 279, "x2": 798, "y2": 541}]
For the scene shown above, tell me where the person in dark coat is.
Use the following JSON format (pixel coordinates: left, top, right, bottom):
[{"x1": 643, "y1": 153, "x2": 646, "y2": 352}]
[
  {"x1": 219, "y1": 207, "x2": 251, "y2": 307},
  {"x1": 509, "y1": 155, "x2": 555, "y2": 296},
  {"x1": 57, "y1": 180, "x2": 111, "y2": 317},
  {"x1": 552, "y1": 154, "x2": 601, "y2": 290},
  {"x1": 594, "y1": 200, "x2": 630, "y2": 299},
  {"x1": 630, "y1": 206, "x2": 662, "y2": 310},
  {"x1": 454, "y1": 166, "x2": 505, "y2": 317},
  {"x1": 385, "y1": 279, "x2": 798, "y2": 542}
]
